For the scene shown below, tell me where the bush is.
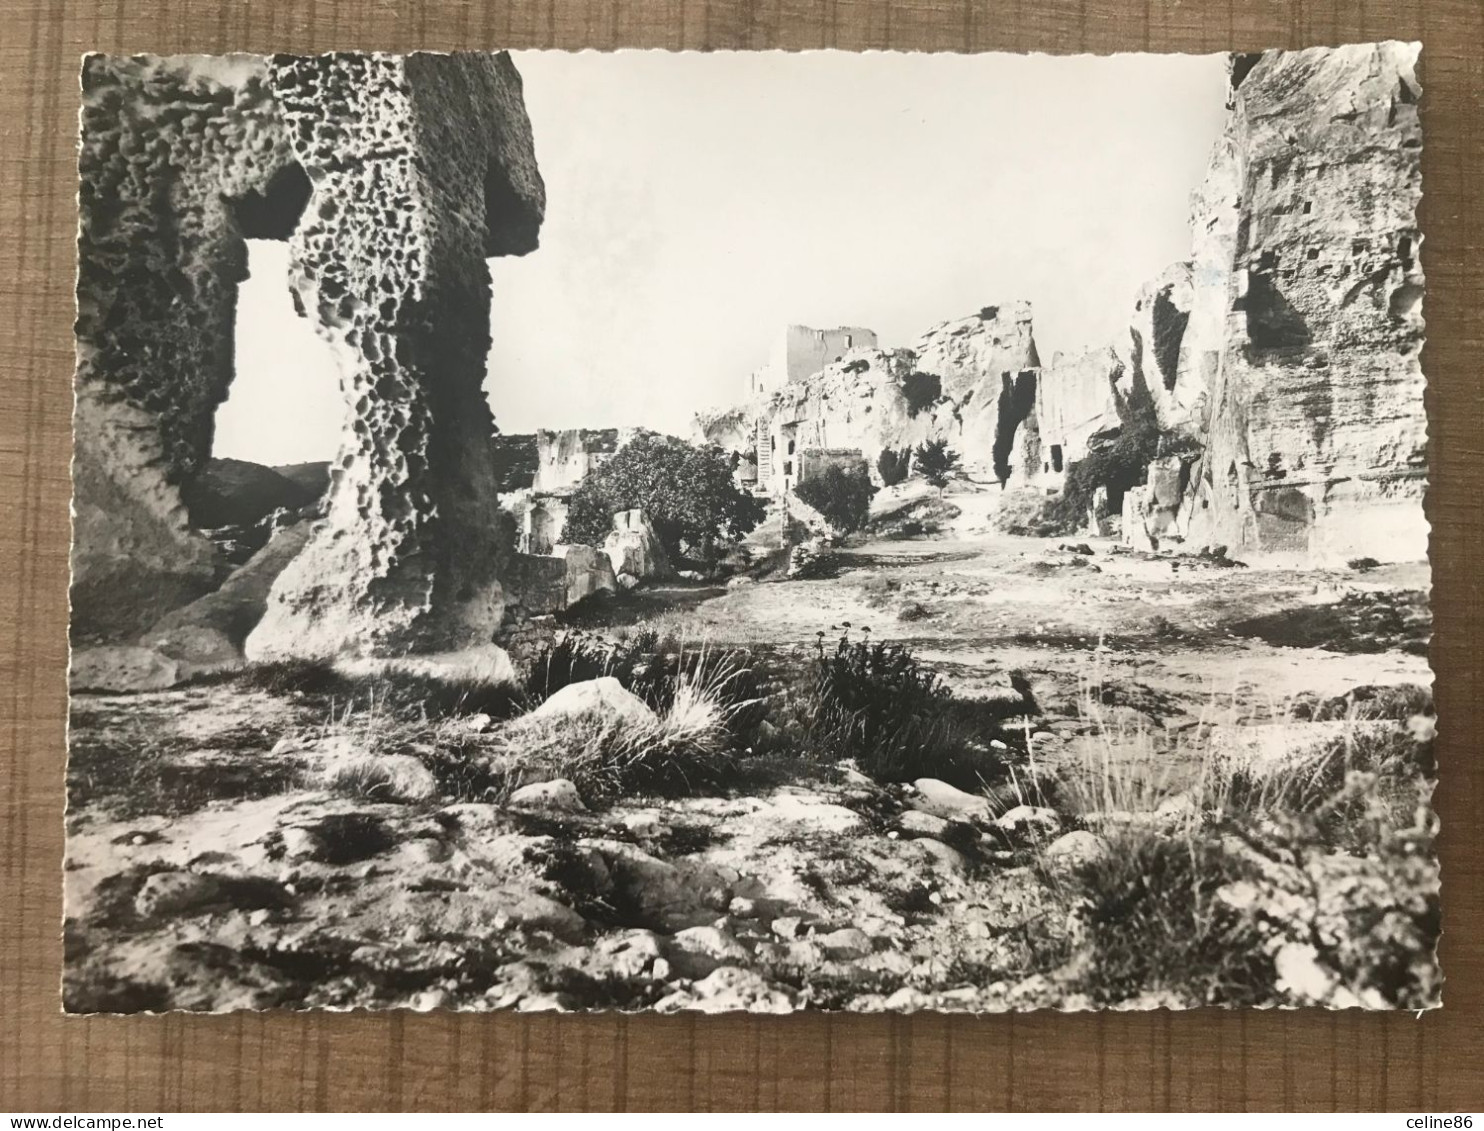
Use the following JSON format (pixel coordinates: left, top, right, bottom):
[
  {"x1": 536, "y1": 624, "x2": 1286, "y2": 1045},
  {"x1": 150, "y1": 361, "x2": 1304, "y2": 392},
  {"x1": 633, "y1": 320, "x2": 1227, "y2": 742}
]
[
  {"x1": 794, "y1": 465, "x2": 877, "y2": 534},
  {"x1": 1060, "y1": 828, "x2": 1275, "y2": 1007},
  {"x1": 1048, "y1": 691, "x2": 1441, "y2": 1009},
  {"x1": 876, "y1": 447, "x2": 910, "y2": 488},
  {"x1": 801, "y1": 630, "x2": 1000, "y2": 784},
  {"x1": 562, "y1": 433, "x2": 766, "y2": 558},
  {"x1": 902, "y1": 371, "x2": 942, "y2": 417},
  {"x1": 913, "y1": 439, "x2": 960, "y2": 492}
]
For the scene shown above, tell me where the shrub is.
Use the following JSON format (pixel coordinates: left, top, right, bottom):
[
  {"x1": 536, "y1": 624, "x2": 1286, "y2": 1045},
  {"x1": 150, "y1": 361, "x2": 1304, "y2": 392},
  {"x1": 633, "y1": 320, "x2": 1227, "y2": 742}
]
[
  {"x1": 794, "y1": 465, "x2": 877, "y2": 534},
  {"x1": 801, "y1": 630, "x2": 1000, "y2": 784},
  {"x1": 876, "y1": 447, "x2": 910, "y2": 488},
  {"x1": 1049, "y1": 687, "x2": 1441, "y2": 1009},
  {"x1": 901, "y1": 371, "x2": 942, "y2": 417},
  {"x1": 562, "y1": 433, "x2": 767, "y2": 558},
  {"x1": 1059, "y1": 827, "x2": 1275, "y2": 1007},
  {"x1": 913, "y1": 439, "x2": 961, "y2": 492}
]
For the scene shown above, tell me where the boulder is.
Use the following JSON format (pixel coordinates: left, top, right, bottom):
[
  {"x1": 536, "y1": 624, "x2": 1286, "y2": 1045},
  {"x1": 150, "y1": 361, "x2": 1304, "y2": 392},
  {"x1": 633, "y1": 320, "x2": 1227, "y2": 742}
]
[
  {"x1": 909, "y1": 778, "x2": 992, "y2": 822},
  {"x1": 509, "y1": 778, "x2": 588, "y2": 814},
  {"x1": 69, "y1": 645, "x2": 180, "y2": 694},
  {"x1": 666, "y1": 925, "x2": 753, "y2": 978},
  {"x1": 527, "y1": 677, "x2": 656, "y2": 727},
  {"x1": 897, "y1": 809, "x2": 951, "y2": 839},
  {"x1": 1043, "y1": 830, "x2": 1110, "y2": 869},
  {"x1": 603, "y1": 509, "x2": 673, "y2": 581},
  {"x1": 498, "y1": 891, "x2": 588, "y2": 943},
  {"x1": 139, "y1": 521, "x2": 312, "y2": 683},
  {"x1": 134, "y1": 871, "x2": 225, "y2": 918},
  {"x1": 552, "y1": 543, "x2": 617, "y2": 606}
]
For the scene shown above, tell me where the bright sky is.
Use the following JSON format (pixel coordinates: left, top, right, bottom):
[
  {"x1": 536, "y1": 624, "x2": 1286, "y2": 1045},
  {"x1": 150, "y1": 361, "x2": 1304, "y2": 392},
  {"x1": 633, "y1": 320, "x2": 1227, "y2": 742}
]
[{"x1": 214, "y1": 50, "x2": 1229, "y2": 465}]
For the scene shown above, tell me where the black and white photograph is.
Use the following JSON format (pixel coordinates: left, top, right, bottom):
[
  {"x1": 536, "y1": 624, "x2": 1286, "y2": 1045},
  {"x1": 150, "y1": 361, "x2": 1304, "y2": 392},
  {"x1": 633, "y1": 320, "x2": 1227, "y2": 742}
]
[{"x1": 65, "y1": 42, "x2": 1437, "y2": 1014}]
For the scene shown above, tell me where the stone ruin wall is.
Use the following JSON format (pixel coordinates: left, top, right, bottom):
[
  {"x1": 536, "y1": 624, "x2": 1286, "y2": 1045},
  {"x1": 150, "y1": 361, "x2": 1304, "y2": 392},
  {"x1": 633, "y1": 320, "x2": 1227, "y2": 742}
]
[{"x1": 73, "y1": 52, "x2": 546, "y2": 666}]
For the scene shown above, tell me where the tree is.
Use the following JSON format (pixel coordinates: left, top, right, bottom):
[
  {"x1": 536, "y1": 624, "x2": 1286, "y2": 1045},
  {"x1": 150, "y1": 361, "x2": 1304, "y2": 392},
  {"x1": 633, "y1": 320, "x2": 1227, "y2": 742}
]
[
  {"x1": 876, "y1": 446, "x2": 910, "y2": 488},
  {"x1": 914, "y1": 439, "x2": 961, "y2": 493},
  {"x1": 561, "y1": 433, "x2": 767, "y2": 559},
  {"x1": 794, "y1": 464, "x2": 877, "y2": 534}
]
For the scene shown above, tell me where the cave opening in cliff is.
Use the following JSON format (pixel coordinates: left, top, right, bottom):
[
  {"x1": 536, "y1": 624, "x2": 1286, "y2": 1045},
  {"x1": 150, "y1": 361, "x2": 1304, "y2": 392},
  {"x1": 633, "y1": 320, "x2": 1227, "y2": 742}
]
[
  {"x1": 1151, "y1": 284, "x2": 1190, "y2": 390},
  {"x1": 1243, "y1": 270, "x2": 1312, "y2": 350},
  {"x1": 992, "y1": 370, "x2": 1038, "y2": 484}
]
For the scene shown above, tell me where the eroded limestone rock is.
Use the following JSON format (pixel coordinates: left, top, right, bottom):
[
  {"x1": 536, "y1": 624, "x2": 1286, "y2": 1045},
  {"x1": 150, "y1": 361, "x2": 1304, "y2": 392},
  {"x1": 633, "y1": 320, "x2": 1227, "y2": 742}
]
[{"x1": 74, "y1": 52, "x2": 546, "y2": 658}]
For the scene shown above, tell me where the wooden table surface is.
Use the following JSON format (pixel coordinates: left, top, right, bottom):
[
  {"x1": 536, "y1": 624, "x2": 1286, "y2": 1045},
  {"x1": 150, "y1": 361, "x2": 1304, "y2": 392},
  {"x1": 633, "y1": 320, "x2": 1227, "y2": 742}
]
[{"x1": 2, "y1": 0, "x2": 1480, "y2": 1112}]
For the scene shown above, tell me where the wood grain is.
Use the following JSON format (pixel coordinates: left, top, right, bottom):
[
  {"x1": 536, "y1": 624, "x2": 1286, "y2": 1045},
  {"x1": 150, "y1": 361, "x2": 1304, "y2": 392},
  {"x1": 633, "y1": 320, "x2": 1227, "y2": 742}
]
[{"x1": 2, "y1": 0, "x2": 1480, "y2": 1112}]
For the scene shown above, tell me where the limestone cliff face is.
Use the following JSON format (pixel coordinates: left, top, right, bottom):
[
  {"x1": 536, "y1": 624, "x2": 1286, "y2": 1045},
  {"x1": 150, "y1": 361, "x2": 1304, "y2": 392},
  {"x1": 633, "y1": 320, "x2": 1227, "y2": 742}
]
[
  {"x1": 706, "y1": 305, "x2": 1045, "y2": 486},
  {"x1": 1097, "y1": 43, "x2": 1426, "y2": 561},
  {"x1": 74, "y1": 52, "x2": 546, "y2": 657},
  {"x1": 1021, "y1": 347, "x2": 1123, "y2": 486},
  {"x1": 1176, "y1": 42, "x2": 1427, "y2": 561}
]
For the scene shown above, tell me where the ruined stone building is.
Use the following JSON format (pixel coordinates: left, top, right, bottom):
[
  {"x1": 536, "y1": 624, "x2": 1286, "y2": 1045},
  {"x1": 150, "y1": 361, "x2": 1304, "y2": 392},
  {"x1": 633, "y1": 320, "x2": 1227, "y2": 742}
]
[
  {"x1": 747, "y1": 324, "x2": 879, "y2": 396},
  {"x1": 704, "y1": 303, "x2": 1047, "y2": 497},
  {"x1": 72, "y1": 52, "x2": 547, "y2": 676},
  {"x1": 532, "y1": 427, "x2": 634, "y2": 493},
  {"x1": 508, "y1": 428, "x2": 642, "y2": 553}
]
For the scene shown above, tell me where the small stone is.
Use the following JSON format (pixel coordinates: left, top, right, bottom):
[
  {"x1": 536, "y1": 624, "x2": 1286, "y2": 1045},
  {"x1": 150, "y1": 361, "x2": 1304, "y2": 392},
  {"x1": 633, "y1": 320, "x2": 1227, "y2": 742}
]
[
  {"x1": 815, "y1": 927, "x2": 872, "y2": 959},
  {"x1": 409, "y1": 989, "x2": 450, "y2": 1012},
  {"x1": 898, "y1": 809, "x2": 951, "y2": 839},
  {"x1": 280, "y1": 826, "x2": 326, "y2": 862},
  {"x1": 509, "y1": 778, "x2": 588, "y2": 813},
  {"x1": 397, "y1": 837, "x2": 450, "y2": 865},
  {"x1": 728, "y1": 896, "x2": 760, "y2": 918},
  {"x1": 991, "y1": 804, "x2": 1061, "y2": 842},
  {"x1": 1043, "y1": 830, "x2": 1110, "y2": 868},
  {"x1": 667, "y1": 925, "x2": 752, "y2": 977},
  {"x1": 134, "y1": 871, "x2": 223, "y2": 918},
  {"x1": 910, "y1": 778, "x2": 992, "y2": 821},
  {"x1": 248, "y1": 908, "x2": 272, "y2": 927},
  {"x1": 771, "y1": 916, "x2": 805, "y2": 940}
]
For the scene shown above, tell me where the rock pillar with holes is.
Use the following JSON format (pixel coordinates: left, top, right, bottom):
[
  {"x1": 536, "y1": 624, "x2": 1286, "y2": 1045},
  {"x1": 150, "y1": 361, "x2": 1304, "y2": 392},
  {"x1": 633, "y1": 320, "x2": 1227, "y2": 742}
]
[
  {"x1": 245, "y1": 52, "x2": 545, "y2": 659},
  {"x1": 72, "y1": 52, "x2": 545, "y2": 660},
  {"x1": 72, "y1": 55, "x2": 303, "y2": 641}
]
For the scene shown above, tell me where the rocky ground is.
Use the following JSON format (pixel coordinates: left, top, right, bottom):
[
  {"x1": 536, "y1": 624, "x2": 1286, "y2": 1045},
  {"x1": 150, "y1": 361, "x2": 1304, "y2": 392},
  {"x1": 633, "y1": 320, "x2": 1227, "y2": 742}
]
[{"x1": 64, "y1": 479, "x2": 1436, "y2": 1014}]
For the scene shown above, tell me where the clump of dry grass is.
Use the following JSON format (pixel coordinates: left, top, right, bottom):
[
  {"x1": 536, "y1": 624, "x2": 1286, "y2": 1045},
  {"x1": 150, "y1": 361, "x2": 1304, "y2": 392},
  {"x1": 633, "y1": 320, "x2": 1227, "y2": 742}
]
[
  {"x1": 489, "y1": 643, "x2": 755, "y2": 799},
  {"x1": 1037, "y1": 669, "x2": 1440, "y2": 1009}
]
